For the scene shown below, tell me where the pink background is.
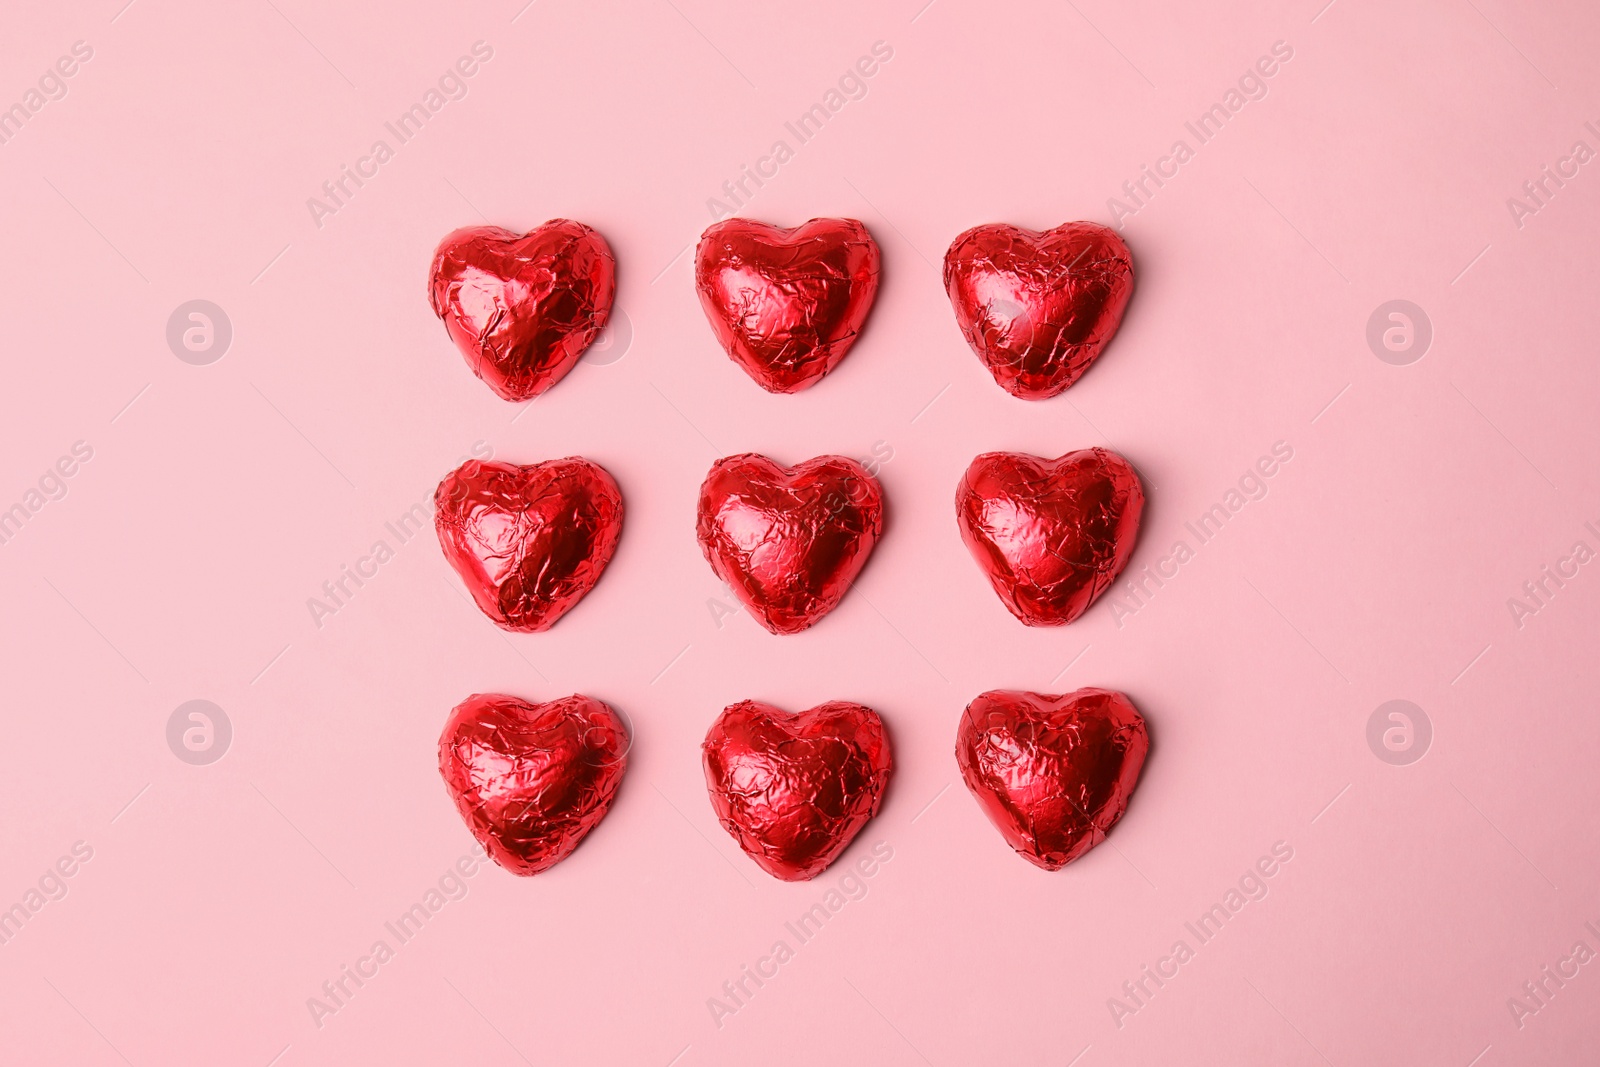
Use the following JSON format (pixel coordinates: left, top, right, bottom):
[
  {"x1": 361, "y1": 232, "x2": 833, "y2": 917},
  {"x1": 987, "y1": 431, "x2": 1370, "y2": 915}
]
[{"x1": 3, "y1": 0, "x2": 1598, "y2": 1063}]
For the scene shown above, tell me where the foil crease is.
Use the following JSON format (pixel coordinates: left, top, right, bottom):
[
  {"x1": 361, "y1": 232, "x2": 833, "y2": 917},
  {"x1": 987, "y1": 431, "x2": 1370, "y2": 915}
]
[
  {"x1": 956, "y1": 448, "x2": 1143, "y2": 626},
  {"x1": 703, "y1": 700, "x2": 892, "y2": 881},
  {"x1": 694, "y1": 217, "x2": 880, "y2": 393},
  {"x1": 439, "y1": 693, "x2": 629, "y2": 876},
  {"x1": 429, "y1": 221, "x2": 616, "y2": 402},
  {"x1": 957, "y1": 688, "x2": 1149, "y2": 871},
  {"x1": 943, "y1": 221, "x2": 1133, "y2": 399},
  {"x1": 696, "y1": 453, "x2": 884, "y2": 634},
  {"x1": 435, "y1": 458, "x2": 623, "y2": 633}
]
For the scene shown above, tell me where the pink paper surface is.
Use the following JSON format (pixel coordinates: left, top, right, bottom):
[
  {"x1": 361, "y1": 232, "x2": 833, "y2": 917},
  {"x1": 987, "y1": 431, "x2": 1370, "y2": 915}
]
[{"x1": 2, "y1": 1, "x2": 1598, "y2": 1063}]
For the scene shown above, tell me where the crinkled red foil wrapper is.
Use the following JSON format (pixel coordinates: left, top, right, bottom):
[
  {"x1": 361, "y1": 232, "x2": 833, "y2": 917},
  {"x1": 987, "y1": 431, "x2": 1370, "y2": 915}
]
[
  {"x1": 696, "y1": 453, "x2": 884, "y2": 634},
  {"x1": 429, "y1": 221, "x2": 615, "y2": 401},
  {"x1": 957, "y1": 688, "x2": 1148, "y2": 871},
  {"x1": 439, "y1": 693, "x2": 629, "y2": 876},
  {"x1": 957, "y1": 448, "x2": 1143, "y2": 626},
  {"x1": 703, "y1": 700, "x2": 891, "y2": 881},
  {"x1": 434, "y1": 458, "x2": 623, "y2": 632},
  {"x1": 943, "y1": 222, "x2": 1133, "y2": 399},
  {"x1": 695, "y1": 218, "x2": 880, "y2": 393}
]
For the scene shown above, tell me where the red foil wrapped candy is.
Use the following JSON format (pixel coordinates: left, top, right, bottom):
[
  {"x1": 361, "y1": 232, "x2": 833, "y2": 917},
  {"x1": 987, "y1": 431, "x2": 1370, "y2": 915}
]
[
  {"x1": 943, "y1": 222, "x2": 1133, "y2": 399},
  {"x1": 956, "y1": 448, "x2": 1143, "y2": 626},
  {"x1": 957, "y1": 688, "x2": 1148, "y2": 871},
  {"x1": 696, "y1": 453, "x2": 884, "y2": 634},
  {"x1": 429, "y1": 221, "x2": 616, "y2": 401},
  {"x1": 694, "y1": 218, "x2": 880, "y2": 392},
  {"x1": 435, "y1": 458, "x2": 623, "y2": 632},
  {"x1": 439, "y1": 693, "x2": 628, "y2": 876},
  {"x1": 703, "y1": 700, "x2": 891, "y2": 881}
]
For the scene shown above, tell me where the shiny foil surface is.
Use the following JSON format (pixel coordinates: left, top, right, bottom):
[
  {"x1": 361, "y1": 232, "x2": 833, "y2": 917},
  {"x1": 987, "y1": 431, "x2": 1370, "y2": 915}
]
[
  {"x1": 957, "y1": 688, "x2": 1149, "y2": 871},
  {"x1": 696, "y1": 453, "x2": 884, "y2": 634},
  {"x1": 943, "y1": 222, "x2": 1133, "y2": 399},
  {"x1": 434, "y1": 458, "x2": 623, "y2": 632},
  {"x1": 439, "y1": 693, "x2": 629, "y2": 876},
  {"x1": 956, "y1": 448, "x2": 1143, "y2": 626},
  {"x1": 428, "y1": 221, "x2": 616, "y2": 402},
  {"x1": 694, "y1": 217, "x2": 880, "y2": 393},
  {"x1": 703, "y1": 700, "x2": 891, "y2": 881}
]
